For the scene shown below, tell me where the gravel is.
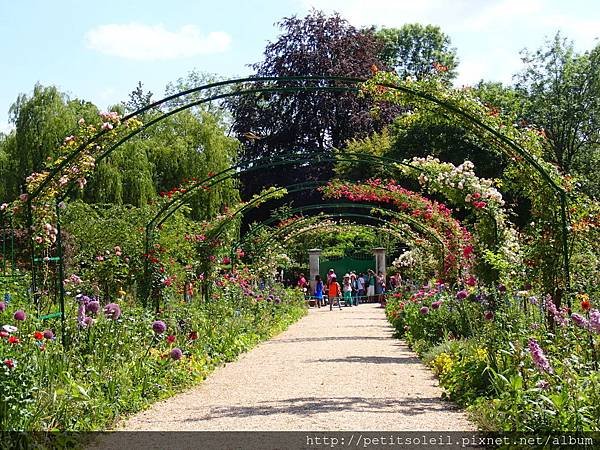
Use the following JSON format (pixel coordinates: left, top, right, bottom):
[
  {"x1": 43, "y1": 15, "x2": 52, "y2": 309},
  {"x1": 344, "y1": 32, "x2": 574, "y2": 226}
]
[{"x1": 119, "y1": 303, "x2": 475, "y2": 431}]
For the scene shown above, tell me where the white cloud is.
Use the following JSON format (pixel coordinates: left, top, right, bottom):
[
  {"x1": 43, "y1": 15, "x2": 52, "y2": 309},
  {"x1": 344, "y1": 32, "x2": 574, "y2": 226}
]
[
  {"x1": 0, "y1": 122, "x2": 14, "y2": 135},
  {"x1": 85, "y1": 23, "x2": 231, "y2": 61}
]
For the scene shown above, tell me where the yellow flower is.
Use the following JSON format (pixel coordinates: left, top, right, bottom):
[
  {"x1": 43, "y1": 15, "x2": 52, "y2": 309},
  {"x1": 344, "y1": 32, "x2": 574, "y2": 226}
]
[
  {"x1": 432, "y1": 352, "x2": 454, "y2": 375},
  {"x1": 118, "y1": 289, "x2": 126, "y2": 297},
  {"x1": 475, "y1": 348, "x2": 487, "y2": 361}
]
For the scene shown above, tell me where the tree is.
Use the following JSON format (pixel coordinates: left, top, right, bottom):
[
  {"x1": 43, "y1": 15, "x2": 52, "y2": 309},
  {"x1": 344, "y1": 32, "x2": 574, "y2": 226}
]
[
  {"x1": 376, "y1": 24, "x2": 458, "y2": 82},
  {"x1": 7, "y1": 84, "x2": 99, "y2": 199},
  {"x1": 122, "y1": 81, "x2": 155, "y2": 114},
  {"x1": 228, "y1": 10, "x2": 399, "y2": 197},
  {"x1": 515, "y1": 33, "x2": 600, "y2": 178}
]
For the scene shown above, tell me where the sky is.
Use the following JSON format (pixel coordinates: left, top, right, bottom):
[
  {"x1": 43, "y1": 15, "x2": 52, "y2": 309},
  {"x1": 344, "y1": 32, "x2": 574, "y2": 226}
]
[{"x1": 1, "y1": 0, "x2": 599, "y2": 133}]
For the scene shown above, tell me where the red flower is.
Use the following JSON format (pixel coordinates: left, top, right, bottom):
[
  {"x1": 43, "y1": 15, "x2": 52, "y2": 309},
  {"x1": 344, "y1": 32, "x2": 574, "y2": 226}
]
[
  {"x1": 166, "y1": 335, "x2": 176, "y2": 344},
  {"x1": 189, "y1": 331, "x2": 198, "y2": 341},
  {"x1": 0, "y1": 331, "x2": 8, "y2": 338},
  {"x1": 581, "y1": 299, "x2": 591, "y2": 311},
  {"x1": 8, "y1": 336, "x2": 20, "y2": 344},
  {"x1": 34, "y1": 331, "x2": 44, "y2": 340},
  {"x1": 3, "y1": 359, "x2": 14, "y2": 369}
]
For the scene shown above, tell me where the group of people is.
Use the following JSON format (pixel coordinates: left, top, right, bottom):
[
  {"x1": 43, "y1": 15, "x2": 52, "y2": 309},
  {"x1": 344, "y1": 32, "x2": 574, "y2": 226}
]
[{"x1": 299, "y1": 269, "x2": 388, "y2": 311}]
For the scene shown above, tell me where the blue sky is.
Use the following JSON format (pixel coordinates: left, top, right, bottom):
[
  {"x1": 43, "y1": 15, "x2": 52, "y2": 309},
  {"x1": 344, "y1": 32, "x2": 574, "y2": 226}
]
[{"x1": 1, "y1": 0, "x2": 599, "y2": 132}]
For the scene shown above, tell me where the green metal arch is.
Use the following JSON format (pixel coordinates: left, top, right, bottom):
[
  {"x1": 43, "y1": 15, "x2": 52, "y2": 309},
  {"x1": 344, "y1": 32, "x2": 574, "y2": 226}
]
[
  {"x1": 235, "y1": 203, "x2": 446, "y2": 256},
  {"x1": 251, "y1": 212, "x2": 445, "y2": 271},
  {"x1": 25, "y1": 75, "x2": 571, "y2": 308}
]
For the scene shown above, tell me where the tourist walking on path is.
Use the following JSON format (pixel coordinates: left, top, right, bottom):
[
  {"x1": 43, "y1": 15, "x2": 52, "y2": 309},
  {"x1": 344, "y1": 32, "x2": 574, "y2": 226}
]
[
  {"x1": 314, "y1": 275, "x2": 324, "y2": 308},
  {"x1": 326, "y1": 268, "x2": 336, "y2": 289},
  {"x1": 367, "y1": 269, "x2": 376, "y2": 302},
  {"x1": 328, "y1": 275, "x2": 342, "y2": 310},
  {"x1": 357, "y1": 272, "x2": 366, "y2": 304},
  {"x1": 376, "y1": 271, "x2": 386, "y2": 305},
  {"x1": 350, "y1": 272, "x2": 359, "y2": 306},
  {"x1": 342, "y1": 274, "x2": 353, "y2": 307}
]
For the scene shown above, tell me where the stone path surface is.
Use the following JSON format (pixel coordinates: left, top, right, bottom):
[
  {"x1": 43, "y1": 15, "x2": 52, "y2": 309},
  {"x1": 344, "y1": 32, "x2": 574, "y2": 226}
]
[{"x1": 120, "y1": 303, "x2": 474, "y2": 431}]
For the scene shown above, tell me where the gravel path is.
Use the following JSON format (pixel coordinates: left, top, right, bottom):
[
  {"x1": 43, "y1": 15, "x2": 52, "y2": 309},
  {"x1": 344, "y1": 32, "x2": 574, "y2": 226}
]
[{"x1": 120, "y1": 303, "x2": 474, "y2": 431}]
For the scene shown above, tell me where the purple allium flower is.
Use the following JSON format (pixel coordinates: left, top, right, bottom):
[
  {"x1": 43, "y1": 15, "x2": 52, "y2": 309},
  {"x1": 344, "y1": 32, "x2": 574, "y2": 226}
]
[
  {"x1": 528, "y1": 338, "x2": 553, "y2": 374},
  {"x1": 571, "y1": 313, "x2": 589, "y2": 330},
  {"x1": 528, "y1": 296, "x2": 539, "y2": 305},
  {"x1": 536, "y1": 380, "x2": 550, "y2": 390},
  {"x1": 103, "y1": 303, "x2": 121, "y2": 320},
  {"x1": 0, "y1": 301, "x2": 5, "y2": 312},
  {"x1": 274, "y1": 297, "x2": 281, "y2": 304},
  {"x1": 86, "y1": 300, "x2": 100, "y2": 315},
  {"x1": 77, "y1": 302, "x2": 86, "y2": 324},
  {"x1": 82, "y1": 316, "x2": 95, "y2": 328},
  {"x1": 589, "y1": 309, "x2": 600, "y2": 334},
  {"x1": 43, "y1": 329, "x2": 54, "y2": 340},
  {"x1": 497, "y1": 284, "x2": 506, "y2": 293},
  {"x1": 431, "y1": 301, "x2": 442, "y2": 310},
  {"x1": 170, "y1": 347, "x2": 183, "y2": 360},
  {"x1": 152, "y1": 320, "x2": 167, "y2": 334},
  {"x1": 13, "y1": 310, "x2": 26, "y2": 321},
  {"x1": 544, "y1": 296, "x2": 567, "y2": 326},
  {"x1": 456, "y1": 290, "x2": 468, "y2": 300},
  {"x1": 419, "y1": 306, "x2": 430, "y2": 315},
  {"x1": 484, "y1": 310, "x2": 494, "y2": 321}
]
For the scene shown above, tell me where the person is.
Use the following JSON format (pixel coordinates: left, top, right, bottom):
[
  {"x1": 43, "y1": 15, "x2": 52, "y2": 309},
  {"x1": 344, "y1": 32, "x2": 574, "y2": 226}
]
[
  {"x1": 326, "y1": 268, "x2": 336, "y2": 288},
  {"x1": 328, "y1": 275, "x2": 342, "y2": 311},
  {"x1": 376, "y1": 271, "x2": 386, "y2": 305},
  {"x1": 350, "y1": 272, "x2": 359, "y2": 306},
  {"x1": 297, "y1": 273, "x2": 308, "y2": 290},
  {"x1": 342, "y1": 273, "x2": 353, "y2": 307},
  {"x1": 367, "y1": 269, "x2": 376, "y2": 302},
  {"x1": 314, "y1": 274, "x2": 324, "y2": 308},
  {"x1": 357, "y1": 272, "x2": 366, "y2": 304}
]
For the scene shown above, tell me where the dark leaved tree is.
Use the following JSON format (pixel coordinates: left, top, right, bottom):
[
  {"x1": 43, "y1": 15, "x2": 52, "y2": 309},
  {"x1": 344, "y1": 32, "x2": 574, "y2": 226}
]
[{"x1": 228, "y1": 10, "x2": 399, "y2": 213}]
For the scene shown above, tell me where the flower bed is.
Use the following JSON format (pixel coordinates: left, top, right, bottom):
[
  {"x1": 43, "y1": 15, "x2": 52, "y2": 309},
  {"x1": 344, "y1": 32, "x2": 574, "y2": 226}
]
[
  {"x1": 386, "y1": 284, "x2": 600, "y2": 431},
  {"x1": 0, "y1": 278, "x2": 306, "y2": 432}
]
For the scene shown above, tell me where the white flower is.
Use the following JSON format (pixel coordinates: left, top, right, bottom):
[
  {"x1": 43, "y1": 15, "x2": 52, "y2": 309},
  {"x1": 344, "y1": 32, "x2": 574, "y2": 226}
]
[{"x1": 2, "y1": 325, "x2": 18, "y2": 333}]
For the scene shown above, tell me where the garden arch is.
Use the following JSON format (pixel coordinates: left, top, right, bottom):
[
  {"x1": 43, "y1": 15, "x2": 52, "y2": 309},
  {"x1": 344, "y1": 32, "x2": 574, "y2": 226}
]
[{"x1": 14, "y1": 75, "x2": 573, "y2": 323}]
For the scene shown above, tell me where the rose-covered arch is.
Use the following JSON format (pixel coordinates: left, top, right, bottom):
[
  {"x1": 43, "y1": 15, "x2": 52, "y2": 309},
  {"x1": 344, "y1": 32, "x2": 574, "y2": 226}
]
[{"x1": 3, "y1": 74, "x2": 574, "y2": 321}]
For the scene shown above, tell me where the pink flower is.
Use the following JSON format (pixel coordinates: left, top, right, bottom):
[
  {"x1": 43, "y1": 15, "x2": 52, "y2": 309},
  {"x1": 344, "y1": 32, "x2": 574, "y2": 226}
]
[
  {"x1": 528, "y1": 338, "x2": 553, "y2": 374},
  {"x1": 466, "y1": 276, "x2": 477, "y2": 286},
  {"x1": 19, "y1": 193, "x2": 28, "y2": 202},
  {"x1": 101, "y1": 122, "x2": 113, "y2": 131}
]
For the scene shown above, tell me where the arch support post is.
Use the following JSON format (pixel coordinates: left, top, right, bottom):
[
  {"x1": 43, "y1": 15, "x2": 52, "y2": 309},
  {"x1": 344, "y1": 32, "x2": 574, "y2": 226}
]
[
  {"x1": 373, "y1": 247, "x2": 386, "y2": 276},
  {"x1": 308, "y1": 248, "x2": 321, "y2": 295}
]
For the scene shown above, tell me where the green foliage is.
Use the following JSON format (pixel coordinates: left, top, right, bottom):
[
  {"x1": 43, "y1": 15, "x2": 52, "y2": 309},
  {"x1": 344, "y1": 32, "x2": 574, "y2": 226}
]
[
  {"x1": 0, "y1": 283, "x2": 306, "y2": 431},
  {"x1": 376, "y1": 24, "x2": 458, "y2": 82},
  {"x1": 4, "y1": 84, "x2": 99, "y2": 200},
  {"x1": 515, "y1": 33, "x2": 600, "y2": 175},
  {"x1": 387, "y1": 285, "x2": 600, "y2": 431}
]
